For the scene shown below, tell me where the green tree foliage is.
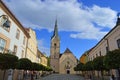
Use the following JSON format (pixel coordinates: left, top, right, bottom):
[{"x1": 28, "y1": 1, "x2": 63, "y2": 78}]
[
  {"x1": 16, "y1": 58, "x2": 32, "y2": 70},
  {"x1": 104, "y1": 49, "x2": 120, "y2": 69},
  {"x1": 93, "y1": 56, "x2": 105, "y2": 71},
  {"x1": 0, "y1": 53, "x2": 18, "y2": 69},
  {"x1": 0, "y1": 53, "x2": 18, "y2": 80},
  {"x1": 84, "y1": 61, "x2": 93, "y2": 71},
  {"x1": 74, "y1": 62, "x2": 84, "y2": 71},
  {"x1": 31, "y1": 62, "x2": 41, "y2": 71},
  {"x1": 47, "y1": 57, "x2": 50, "y2": 67}
]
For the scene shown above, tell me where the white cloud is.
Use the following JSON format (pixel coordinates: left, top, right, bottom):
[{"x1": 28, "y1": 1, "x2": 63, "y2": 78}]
[
  {"x1": 70, "y1": 31, "x2": 107, "y2": 40},
  {"x1": 37, "y1": 39, "x2": 50, "y2": 56},
  {"x1": 3, "y1": 0, "x2": 117, "y2": 40}
]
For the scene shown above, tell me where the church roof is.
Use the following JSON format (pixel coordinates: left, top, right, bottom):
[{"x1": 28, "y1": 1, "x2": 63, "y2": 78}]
[
  {"x1": 60, "y1": 54, "x2": 63, "y2": 58},
  {"x1": 51, "y1": 19, "x2": 59, "y2": 39},
  {"x1": 64, "y1": 48, "x2": 72, "y2": 53}
]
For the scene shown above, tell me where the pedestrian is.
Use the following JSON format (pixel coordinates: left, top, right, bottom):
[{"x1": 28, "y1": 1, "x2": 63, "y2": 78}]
[
  {"x1": 89, "y1": 75, "x2": 92, "y2": 80},
  {"x1": 31, "y1": 73, "x2": 34, "y2": 80},
  {"x1": 110, "y1": 74, "x2": 115, "y2": 80}
]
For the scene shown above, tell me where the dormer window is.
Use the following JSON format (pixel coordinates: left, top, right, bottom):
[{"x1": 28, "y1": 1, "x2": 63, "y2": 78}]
[{"x1": 0, "y1": 15, "x2": 11, "y2": 31}]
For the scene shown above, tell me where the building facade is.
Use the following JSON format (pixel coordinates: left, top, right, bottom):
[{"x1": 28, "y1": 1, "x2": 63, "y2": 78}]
[
  {"x1": 59, "y1": 48, "x2": 77, "y2": 74},
  {"x1": 0, "y1": 1, "x2": 30, "y2": 80},
  {"x1": 37, "y1": 49, "x2": 48, "y2": 66},
  {"x1": 88, "y1": 17, "x2": 120, "y2": 61},
  {"x1": 50, "y1": 20, "x2": 77, "y2": 74},
  {"x1": 25, "y1": 28, "x2": 38, "y2": 62},
  {"x1": 86, "y1": 16, "x2": 120, "y2": 77},
  {"x1": 0, "y1": 1, "x2": 29, "y2": 58}
]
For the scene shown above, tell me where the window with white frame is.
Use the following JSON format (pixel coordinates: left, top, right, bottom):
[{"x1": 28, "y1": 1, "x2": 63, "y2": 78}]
[
  {"x1": 0, "y1": 38, "x2": 6, "y2": 53},
  {"x1": 13, "y1": 45, "x2": 17, "y2": 55},
  {"x1": 16, "y1": 29, "x2": 20, "y2": 39}
]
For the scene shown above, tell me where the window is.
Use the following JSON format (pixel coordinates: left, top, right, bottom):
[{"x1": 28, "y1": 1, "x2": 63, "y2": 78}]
[
  {"x1": 99, "y1": 51, "x2": 101, "y2": 56},
  {"x1": 0, "y1": 15, "x2": 11, "y2": 31},
  {"x1": 0, "y1": 38, "x2": 6, "y2": 53},
  {"x1": 96, "y1": 54, "x2": 98, "y2": 57},
  {"x1": 99, "y1": 52, "x2": 101, "y2": 56},
  {"x1": 117, "y1": 39, "x2": 120, "y2": 48},
  {"x1": 23, "y1": 36, "x2": 26, "y2": 45},
  {"x1": 54, "y1": 43, "x2": 56, "y2": 49},
  {"x1": 106, "y1": 46, "x2": 109, "y2": 53},
  {"x1": 13, "y1": 45, "x2": 17, "y2": 55},
  {"x1": 16, "y1": 29, "x2": 20, "y2": 39}
]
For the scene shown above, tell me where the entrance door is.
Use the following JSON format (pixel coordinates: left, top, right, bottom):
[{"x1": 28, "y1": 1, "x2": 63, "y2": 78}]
[{"x1": 67, "y1": 70, "x2": 70, "y2": 74}]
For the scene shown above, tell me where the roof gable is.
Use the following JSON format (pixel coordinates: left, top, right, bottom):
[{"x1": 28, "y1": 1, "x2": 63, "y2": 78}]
[{"x1": 64, "y1": 48, "x2": 72, "y2": 53}]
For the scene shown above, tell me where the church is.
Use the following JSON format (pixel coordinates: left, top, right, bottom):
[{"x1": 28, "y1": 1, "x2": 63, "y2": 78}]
[{"x1": 50, "y1": 20, "x2": 77, "y2": 74}]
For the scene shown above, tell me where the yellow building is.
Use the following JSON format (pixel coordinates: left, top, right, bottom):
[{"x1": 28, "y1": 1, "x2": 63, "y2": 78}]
[
  {"x1": 37, "y1": 49, "x2": 42, "y2": 64},
  {"x1": 37, "y1": 49, "x2": 48, "y2": 66},
  {"x1": 80, "y1": 54, "x2": 86, "y2": 64},
  {"x1": 25, "y1": 28, "x2": 38, "y2": 63},
  {"x1": 41, "y1": 53, "x2": 48, "y2": 66}
]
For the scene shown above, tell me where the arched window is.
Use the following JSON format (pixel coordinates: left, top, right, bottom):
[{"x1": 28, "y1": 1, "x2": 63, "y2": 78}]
[{"x1": 0, "y1": 15, "x2": 11, "y2": 31}]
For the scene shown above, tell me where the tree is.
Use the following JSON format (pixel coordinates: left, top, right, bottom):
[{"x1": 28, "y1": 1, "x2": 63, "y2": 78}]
[
  {"x1": 84, "y1": 61, "x2": 93, "y2": 71},
  {"x1": 0, "y1": 53, "x2": 18, "y2": 80},
  {"x1": 104, "y1": 49, "x2": 120, "y2": 69},
  {"x1": 93, "y1": 56, "x2": 105, "y2": 78},
  {"x1": 47, "y1": 57, "x2": 50, "y2": 67},
  {"x1": 31, "y1": 62, "x2": 41, "y2": 71},
  {"x1": 16, "y1": 58, "x2": 32, "y2": 70},
  {"x1": 104, "y1": 49, "x2": 120, "y2": 76},
  {"x1": 74, "y1": 62, "x2": 84, "y2": 75},
  {"x1": 16, "y1": 58, "x2": 32, "y2": 80},
  {"x1": 93, "y1": 56, "x2": 105, "y2": 71}
]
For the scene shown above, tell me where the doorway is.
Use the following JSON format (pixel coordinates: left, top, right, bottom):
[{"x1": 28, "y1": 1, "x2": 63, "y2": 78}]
[{"x1": 67, "y1": 70, "x2": 70, "y2": 74}]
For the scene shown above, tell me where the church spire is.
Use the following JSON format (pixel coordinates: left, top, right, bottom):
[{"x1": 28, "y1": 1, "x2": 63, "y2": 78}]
[
  {"x1": 51, "y1": 19, "x2": 59, "y2": 39},
  {"x1": 54, "y1": 19, "x2": 58, "y2": 36}
]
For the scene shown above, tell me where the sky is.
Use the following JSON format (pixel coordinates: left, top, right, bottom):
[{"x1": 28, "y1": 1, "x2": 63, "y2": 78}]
[{"x1": 3, "y1": 0, "x2": 120, "y2": 59}]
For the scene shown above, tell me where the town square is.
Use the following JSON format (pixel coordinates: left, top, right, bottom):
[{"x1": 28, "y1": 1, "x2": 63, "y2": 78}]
[{"x1": 0, "y1": 0, "x2": 120, "y2": 80}]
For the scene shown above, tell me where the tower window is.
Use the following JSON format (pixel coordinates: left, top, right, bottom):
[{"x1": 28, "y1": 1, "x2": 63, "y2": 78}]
[{"x1": 54, "y1": 43, "x2": 56, "y2": 49}]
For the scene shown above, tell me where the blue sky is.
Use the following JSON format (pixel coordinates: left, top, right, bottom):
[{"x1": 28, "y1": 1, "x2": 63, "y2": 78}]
[{"x1": 3, "y1": 0, "x2": 120, "y2": 59}]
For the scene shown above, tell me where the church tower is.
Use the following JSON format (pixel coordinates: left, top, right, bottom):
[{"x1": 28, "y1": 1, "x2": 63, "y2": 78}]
[{"x1": 50, "y1": 19, "x2": 60, "y2": 73}]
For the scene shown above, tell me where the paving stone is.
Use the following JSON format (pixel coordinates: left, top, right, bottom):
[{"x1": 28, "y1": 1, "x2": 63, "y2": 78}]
[{"x1": 41, "y1": 74, "x2": 85, "y2": 80}]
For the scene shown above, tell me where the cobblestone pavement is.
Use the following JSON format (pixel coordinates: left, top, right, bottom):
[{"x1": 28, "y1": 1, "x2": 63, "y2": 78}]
[{"x1": 41, "y1": 74, "x2": 85, "y2": 80}]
